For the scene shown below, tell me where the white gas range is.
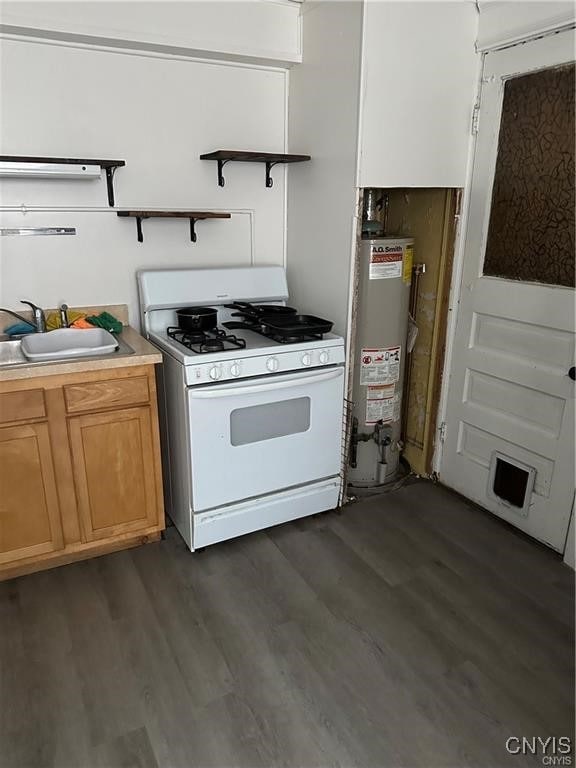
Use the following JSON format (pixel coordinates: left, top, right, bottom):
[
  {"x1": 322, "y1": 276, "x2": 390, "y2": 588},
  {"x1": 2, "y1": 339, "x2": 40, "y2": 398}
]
[{"x1": 138, "y1": 265, "x2": 346, "y2": 551}]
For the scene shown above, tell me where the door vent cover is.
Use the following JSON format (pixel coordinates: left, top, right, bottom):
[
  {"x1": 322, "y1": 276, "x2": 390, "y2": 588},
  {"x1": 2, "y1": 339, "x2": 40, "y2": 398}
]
[{"x1": 487, "y1": 452, "x2": 536, "y2": 518}]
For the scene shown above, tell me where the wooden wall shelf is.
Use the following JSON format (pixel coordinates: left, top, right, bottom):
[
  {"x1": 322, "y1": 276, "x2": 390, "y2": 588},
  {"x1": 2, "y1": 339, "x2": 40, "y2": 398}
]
[
  {"x1": 0, "y1": 155, "x2": 126, "y2": 207},
  {"x1": 117, "y1": 210, "x2": 231, "y2": 243},
  {"x1": 199, "y1": 150, "x2": 311, "y2": 188}
]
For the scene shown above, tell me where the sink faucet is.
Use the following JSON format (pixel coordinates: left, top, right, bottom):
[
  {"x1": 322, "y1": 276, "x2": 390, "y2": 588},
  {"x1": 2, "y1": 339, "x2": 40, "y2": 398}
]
[
  {"x1": 0, "y1": 300, "x2": 47, "y2": 333},
  {"x1": 20, "y1": 301, "x2": 47, "y2": 333}
]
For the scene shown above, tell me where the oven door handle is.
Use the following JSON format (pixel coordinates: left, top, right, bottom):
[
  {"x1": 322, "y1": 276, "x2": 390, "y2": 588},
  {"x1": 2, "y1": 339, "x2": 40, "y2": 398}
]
[{"x1": 189, "y1": 367, "x2": 343, "y2": 399}]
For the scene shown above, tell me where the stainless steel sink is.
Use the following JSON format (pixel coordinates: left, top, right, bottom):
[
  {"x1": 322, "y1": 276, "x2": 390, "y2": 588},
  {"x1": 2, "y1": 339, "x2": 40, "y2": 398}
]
[{"x1": 0, "y1": 331, "x2": 134, "y2": 368}]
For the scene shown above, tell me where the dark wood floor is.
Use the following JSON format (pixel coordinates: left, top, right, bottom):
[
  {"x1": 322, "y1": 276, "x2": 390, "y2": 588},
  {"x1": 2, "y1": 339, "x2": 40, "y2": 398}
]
[{"x1": 1, "y1": 481, "x2": 574, "y2": 768}]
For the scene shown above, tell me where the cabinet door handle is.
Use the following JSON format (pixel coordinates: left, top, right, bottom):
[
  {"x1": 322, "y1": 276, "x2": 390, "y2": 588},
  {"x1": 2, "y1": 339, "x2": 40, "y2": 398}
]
[{"x1": 568, "y1": 366, "x2": 575, "y2": 381}]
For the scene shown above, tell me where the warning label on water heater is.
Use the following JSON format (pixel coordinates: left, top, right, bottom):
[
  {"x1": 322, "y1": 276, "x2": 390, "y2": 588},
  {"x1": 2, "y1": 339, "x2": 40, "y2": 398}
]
[
  {"x1": 360, "y1": 346, "x2": 401, "y2": 385},
  {"x1": 365, "y1": 387, "x2": 401, "y2": 425},
  {"x1": 369, "y1": 244, "x2": 403, "y2": 280},
  {"x1": 366, "y1": 384, "x2": 395, "y2": 400}
]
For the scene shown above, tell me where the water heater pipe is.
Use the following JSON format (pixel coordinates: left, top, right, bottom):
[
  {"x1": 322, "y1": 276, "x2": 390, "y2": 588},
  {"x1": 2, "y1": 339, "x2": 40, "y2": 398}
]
[{"x1": 400, "y1": 263, "x2": 426, "y2": 448}]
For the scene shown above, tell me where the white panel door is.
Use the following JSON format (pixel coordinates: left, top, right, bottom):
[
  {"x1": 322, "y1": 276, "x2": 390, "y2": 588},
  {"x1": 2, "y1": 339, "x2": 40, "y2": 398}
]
[{"x1": 440, "y1": 31, "x2": 575, "y2": 551}]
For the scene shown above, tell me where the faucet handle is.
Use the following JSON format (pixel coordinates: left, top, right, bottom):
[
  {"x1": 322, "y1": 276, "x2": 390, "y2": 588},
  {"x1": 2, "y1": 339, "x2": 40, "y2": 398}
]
[
  {"x1": 20, "y1": 300, "x2": 47, "y2": 333},
  {"x1": 20, "y1": 300, "x2": 42, "y2": 312}
]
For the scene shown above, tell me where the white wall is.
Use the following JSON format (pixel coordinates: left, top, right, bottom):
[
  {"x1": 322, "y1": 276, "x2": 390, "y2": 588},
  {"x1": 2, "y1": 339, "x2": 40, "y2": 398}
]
[
  {"x1": 0, "y1": 0, "x2": 302, "y2": 65},
  {"x1": 477, "y1": 1, "x2": 576, "y2": 50},
  {"x1": 0, "y1": 37, "x2": 288, "y2": 325},
  {"x1": 358, "y1": 1, "x2": 479, "y2": 188},
  {"x1": 286, "y1": 0, "x2": 363, "y2": 338}
]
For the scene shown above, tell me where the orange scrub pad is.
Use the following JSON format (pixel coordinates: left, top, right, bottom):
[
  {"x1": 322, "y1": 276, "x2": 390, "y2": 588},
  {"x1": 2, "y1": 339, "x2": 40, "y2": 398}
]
[{"x1": 71, "y1": 317, "x2": 94, "y2": 329}]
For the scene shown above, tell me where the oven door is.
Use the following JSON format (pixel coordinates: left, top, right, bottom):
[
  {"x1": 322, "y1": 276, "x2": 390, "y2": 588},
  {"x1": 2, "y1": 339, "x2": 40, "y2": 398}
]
[{"x1": 187, "y1": 366, "x2": 345, "y2": 512}]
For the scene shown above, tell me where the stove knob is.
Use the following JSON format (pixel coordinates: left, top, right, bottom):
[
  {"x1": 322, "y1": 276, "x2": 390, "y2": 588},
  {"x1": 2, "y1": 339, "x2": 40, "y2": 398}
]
[
  {"x1": 266, "y1": 356, "x2": 279, "y2": 372},
  {"x1": 319, "y1": 351, "x2": 330, "y2": 364},
  {"x1": 209, "y1": 365, "x2": 222, "y2": 381},
  {"x1": 230, "y1": 362, "x2": 241, "y2": 378},
  {"x1": 301, "y1": 352, "x2": 312, "y2": 367}
]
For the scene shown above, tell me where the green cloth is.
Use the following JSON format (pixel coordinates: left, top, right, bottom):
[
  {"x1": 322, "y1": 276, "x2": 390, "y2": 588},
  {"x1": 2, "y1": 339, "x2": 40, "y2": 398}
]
[{"x1": 86, "y1": 311, "x2": 123, "y2": 334}]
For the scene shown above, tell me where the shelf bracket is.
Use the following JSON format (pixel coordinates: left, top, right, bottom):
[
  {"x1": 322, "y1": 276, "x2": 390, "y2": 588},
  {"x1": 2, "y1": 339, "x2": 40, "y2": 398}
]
[
  {"x1": 122, "y1": 214, "x2": 201, "y2": 244},
  {"x1": 217, "y1": 159, "x2": 229, "y2": 188},
  {"x1": 136, "y1": 216, "x2": 145, "y2": 243},
  {"x1": 105, "y1": 166, "x2": 118, "y2": 207},
  {"x1": 265, "y1": 161, "x2": 280, "y2": 188},
  {"x1": 118, "y1": 210, "x2": 229, "y2": 244},
  {"x1": 200, "y1": 152, "x2": 310, "y2": 189}
]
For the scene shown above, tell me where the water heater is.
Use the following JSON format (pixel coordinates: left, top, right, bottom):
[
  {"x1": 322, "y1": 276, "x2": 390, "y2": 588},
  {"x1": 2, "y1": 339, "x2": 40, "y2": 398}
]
[{"x1": 348, "y1": 236, "x2": 413, "y2": 487}]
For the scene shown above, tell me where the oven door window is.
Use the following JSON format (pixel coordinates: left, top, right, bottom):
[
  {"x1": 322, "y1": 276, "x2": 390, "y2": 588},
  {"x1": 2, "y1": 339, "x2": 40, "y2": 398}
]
[{"x1": 230, "y1": 397, "x2": 310, "y2": 446}]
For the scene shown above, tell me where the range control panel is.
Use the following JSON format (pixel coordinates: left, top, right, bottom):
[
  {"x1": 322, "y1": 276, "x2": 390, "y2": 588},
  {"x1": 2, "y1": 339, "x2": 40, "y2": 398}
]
[{"x1": 184, "y1": 345, "x2": 345, "y2": 386}]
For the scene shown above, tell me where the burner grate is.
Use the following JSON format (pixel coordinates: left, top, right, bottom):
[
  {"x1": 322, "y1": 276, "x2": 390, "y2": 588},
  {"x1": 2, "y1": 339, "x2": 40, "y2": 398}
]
[{"x1": 167, "y1": 326, "x2": 246, "y2": 354}]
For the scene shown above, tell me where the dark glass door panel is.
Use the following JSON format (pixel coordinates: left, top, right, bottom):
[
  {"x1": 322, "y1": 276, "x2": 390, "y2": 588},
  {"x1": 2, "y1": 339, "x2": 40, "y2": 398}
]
[{"x1": 483, "y1": 64, "x2": 575, "y2": 287}]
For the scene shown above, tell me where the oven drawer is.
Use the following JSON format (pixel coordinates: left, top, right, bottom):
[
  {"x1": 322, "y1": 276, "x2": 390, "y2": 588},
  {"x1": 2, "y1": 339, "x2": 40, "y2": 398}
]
[{"x1": 187, "y1": 366, "x2": 345, "y2": 512}]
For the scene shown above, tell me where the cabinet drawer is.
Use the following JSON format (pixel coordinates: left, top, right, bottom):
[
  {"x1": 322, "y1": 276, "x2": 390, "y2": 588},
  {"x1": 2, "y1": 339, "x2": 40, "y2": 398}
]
[
  {"x1": 0, "y1": 389, "x2": 46, "y2": 424},
  {"x1": 64, "y1": 376, "x2": 150, "y2": 414}
]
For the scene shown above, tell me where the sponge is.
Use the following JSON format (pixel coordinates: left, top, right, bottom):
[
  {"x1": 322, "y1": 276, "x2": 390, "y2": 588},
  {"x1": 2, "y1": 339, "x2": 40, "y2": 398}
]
[
  {"x1": 4, "y1": 322, "x2": 36, "y2": 336},
  {"x1": 86, "y1": 312, "x2": 123, "y2": 334},
  {"x1": 71, "y1": 318, "x2": 94, "y2": 329},
  {"x1": 46, "y1": 310, "x2": 87, "y2": 330}
]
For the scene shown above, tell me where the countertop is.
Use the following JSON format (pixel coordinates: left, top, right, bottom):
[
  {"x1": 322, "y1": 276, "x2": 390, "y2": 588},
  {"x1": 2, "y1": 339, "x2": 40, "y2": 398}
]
[{"x1": 0, "y1": 326, "x2": 162, "y2": 382}]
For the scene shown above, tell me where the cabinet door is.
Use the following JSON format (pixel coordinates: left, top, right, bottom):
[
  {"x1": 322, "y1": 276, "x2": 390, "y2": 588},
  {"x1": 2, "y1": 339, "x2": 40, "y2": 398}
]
[
  {"x1": 0, "y1": 423, "x2": 64, "y2": 564},
  {"x1": 68, "y1": 406, "x2": 160, "y2": 541},
  {"x1": 358, "y1": 2, "x2": 478, "y2": 187}
]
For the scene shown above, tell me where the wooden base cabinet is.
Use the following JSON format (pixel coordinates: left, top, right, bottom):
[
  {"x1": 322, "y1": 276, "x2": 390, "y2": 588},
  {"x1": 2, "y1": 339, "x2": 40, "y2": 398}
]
[
  {"x1": 69, "y1": 406, "x2": 160, "y2": 542},
  {"x1": 0, "y1": 422, "x2": 64, "y2": 565},
  {"x1": 0, "y1": 365, "x2": 164, "y2": 581}
]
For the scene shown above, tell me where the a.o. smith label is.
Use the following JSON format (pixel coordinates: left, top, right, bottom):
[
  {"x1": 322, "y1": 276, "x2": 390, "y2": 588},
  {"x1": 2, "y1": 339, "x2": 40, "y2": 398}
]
[{"x1": 369, "y1": 244, "x2": 403, "y2": 280}]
